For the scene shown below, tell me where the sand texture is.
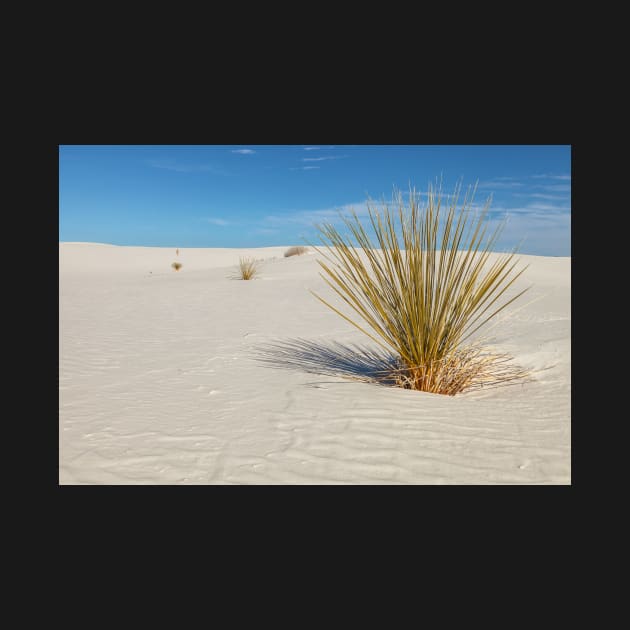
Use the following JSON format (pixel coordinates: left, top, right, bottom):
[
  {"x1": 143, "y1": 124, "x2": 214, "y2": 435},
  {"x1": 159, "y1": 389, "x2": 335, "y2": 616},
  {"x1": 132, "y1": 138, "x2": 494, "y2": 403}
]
[{"x1": 59, "y1": 243, "x2": 571, "y2": 484}]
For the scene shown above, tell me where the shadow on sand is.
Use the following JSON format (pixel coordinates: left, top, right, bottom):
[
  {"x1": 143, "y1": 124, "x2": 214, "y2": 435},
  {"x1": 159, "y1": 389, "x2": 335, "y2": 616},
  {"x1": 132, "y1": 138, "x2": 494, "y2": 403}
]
[
  {"x1": 253, "y1": 338, "x2": 401, "y2": 387},
  {"x1": 254, "y1": 337, "x2": 533, "y2": 394}
]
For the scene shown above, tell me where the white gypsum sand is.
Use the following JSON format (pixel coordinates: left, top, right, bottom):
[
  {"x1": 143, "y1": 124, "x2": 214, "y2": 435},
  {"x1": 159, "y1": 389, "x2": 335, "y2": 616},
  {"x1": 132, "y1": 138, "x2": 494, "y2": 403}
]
[{"x1": 59, "y1": 243, "x2": 571, "y2": 484}]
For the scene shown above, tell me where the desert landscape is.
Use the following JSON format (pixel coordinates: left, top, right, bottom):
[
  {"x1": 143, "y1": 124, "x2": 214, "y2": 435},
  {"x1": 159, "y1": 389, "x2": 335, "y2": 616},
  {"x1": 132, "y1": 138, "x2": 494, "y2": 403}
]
[{"x1": 59, "y1": 242, "x2": 570, "y2": 484}]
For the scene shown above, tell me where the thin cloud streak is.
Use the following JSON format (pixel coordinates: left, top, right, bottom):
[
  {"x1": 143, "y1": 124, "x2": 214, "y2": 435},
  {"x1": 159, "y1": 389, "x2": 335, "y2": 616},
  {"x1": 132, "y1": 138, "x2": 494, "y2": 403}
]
[
  {"x1": 264, "y1": 201, "x2": 371, "y2": 227},
  {"x1": 251, "y1": 228, "x2": 279, "y2": 235},
  {"x1": 531, "y1": 174, "x2": 571, "y2": 180},
  {"x1": 148, "y1": 160, "x2": 228, "y2": 174},
  {"x1": 491, "y1": 201, "x2": 570, "y2": 215},
  {"x1": 539, "y1": 184, "x2": 571, "y2": 192},
  {"x1": 523, "y1": 203, "x2": 570, "y2": 212},
  {"x1": 302, "y1": 155, "x2": 348, "y2": 162},
  {"x1": 478, "y1": 180, "x2": 525, "y2": 189},
  {"x1": 231, "y1": 149, "x2": 256, "y2": 154},
  {"x1": 515, "y1": 193, "x2": 570, "y2": 201}
]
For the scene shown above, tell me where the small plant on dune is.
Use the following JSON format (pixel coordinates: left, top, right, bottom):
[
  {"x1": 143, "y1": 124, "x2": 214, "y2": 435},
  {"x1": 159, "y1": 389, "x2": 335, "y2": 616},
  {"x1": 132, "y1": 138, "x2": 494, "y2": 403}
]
[
  {"x1": 171, "y1": 262, "x2": 183, "y2": 271},
  {"x1": 235, "y1": 257, "x2": 261, "y2": 280},
  {"x1": 284, "y1": 246, "x2": 309, "y2": 258},
  {"x1": 311, "y1": 181, "x2": 531, "y2": 395},
  {"x1": 176, "y1": 248, "x2": 180, "y2": 256}
]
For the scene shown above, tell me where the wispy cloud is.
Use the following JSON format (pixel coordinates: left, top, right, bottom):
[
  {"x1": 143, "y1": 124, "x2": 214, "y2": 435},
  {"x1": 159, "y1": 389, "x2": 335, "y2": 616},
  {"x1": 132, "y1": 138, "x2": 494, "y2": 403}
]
[
  {"x1": 478, "y1": 174, "x2": 570, "y2": 194},
  {"x1": 302, "y1": 155, "x2": 348, "y2": 162},
  {"x1": 488, "y1": 214, "x2": 570, "y2": 255},
  {"x1": 251, "y1": 228, "x2": 279, "y2": 235},
  {"x1": 231, "y1": 149, "x2": 255, "y2": 154},
  {"x1": 487, "y1": 200, "x2": 570, "y2": 216},
  {"x1": 522, "y1": 202, "x2": 570, "y2": 212},
  {"x1": 453, "y1": 199, "x2": 571, "y2": 255},
  {"x1": 265, "y1": 193, "x2": 491, "y2": 229},
  {"x1": 539, "y1": 184, "x2": 571, "y2": 193},
  {"x1": 204, "y1": 217, "x2": 229, "y2": 226},
  {"x1": 264, "y1": 201, "x2": 372, "y2": 227},
  {"x1": 290, "y1": 166, "x2": 320, "y2": 171},
  {"x1": 531, "y1": 174, "x2": 571, "y2": 180},
  {"x1": 478, "y1": 180, "x2": 525, "y2": 189},
  {"x1": 304, "y1": 147, "x2": 320, "y2": 151},
  {"x1": 515, "y1": 192, "x2": 570, "y2": 201},
  {"x1": 148, "y1": 159, "x2": 228, "y2": 174}
]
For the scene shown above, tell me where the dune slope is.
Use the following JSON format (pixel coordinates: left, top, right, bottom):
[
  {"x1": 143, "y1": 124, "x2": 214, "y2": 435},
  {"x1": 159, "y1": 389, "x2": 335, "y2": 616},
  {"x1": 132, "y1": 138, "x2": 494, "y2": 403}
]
[{"x1": 59, "y1": 244, "x2": 571, "y2": 484}]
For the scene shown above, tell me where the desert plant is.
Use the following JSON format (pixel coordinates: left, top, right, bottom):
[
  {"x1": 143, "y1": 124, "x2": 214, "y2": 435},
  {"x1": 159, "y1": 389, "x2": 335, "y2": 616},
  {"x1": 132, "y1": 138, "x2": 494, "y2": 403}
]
[
  {"x1": 236, "y1": 257, "x2": 260, "y2": 280},
  {"x1": 310, "y1": 181, "x2": 530, "y2": 395},
  {"x1": 284, "y1": 246, "x2": 309, "y2": 257},
  {"x1": 171, "y1": 262, "x2": 183, "y2": 271}
]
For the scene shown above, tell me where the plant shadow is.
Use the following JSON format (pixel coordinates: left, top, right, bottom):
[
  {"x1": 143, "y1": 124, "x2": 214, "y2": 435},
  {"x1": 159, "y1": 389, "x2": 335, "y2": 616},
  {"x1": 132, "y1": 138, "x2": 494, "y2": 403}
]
[{"x1": 253, "y1": 338, "x2": 401, "y2": 386}]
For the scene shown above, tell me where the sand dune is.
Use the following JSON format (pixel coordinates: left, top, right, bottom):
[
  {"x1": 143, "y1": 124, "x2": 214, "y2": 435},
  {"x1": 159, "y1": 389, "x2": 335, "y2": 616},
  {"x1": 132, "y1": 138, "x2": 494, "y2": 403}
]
[{"x1": 59, "y1": 243, "x2": 571, "y2": 484}]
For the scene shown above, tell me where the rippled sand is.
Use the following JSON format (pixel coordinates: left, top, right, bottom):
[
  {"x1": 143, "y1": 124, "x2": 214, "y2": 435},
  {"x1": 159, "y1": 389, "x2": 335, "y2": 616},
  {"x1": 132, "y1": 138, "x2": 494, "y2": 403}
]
[{"x1": 59, "y1": 243, "x2": 570, "y2": 484}]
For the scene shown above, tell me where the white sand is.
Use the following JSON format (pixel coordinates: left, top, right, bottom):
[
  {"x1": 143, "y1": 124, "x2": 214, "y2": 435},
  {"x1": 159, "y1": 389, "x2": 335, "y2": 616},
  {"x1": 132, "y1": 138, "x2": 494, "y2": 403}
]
[{"x1": 59, "y1": 243, "x2": 571, "y2": 484}]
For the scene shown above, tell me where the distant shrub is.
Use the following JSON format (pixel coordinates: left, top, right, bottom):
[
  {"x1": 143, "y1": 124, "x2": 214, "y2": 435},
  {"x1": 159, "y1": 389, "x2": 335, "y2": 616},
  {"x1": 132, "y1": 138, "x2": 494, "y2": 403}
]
[
  {"x1": 284, "y1": 246, "x2": 309, "y2": 257},
  {"x1": 171, "y1": 262, "x2": 183, "y2": 271},
  {"x1": 235, "y1": 257, "x2": 260, "y2": 280},
  {"x1": 176, "y1": 248, "x2": 180, "y2": 256}
]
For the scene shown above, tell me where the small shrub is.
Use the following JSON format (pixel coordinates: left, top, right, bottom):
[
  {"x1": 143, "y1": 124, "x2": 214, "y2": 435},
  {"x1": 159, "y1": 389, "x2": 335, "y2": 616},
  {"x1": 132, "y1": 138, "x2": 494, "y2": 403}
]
[
  {"x1": 311, "y1": 181, "x2": 530, "y2": 395},
  {"x1": 284, "y1": 246, "x2": 309, "y2": 258},
  {"x1": 236, "y1": 257, "x2": 260, "y2": 280},
  {"x1": 171, "y1": 262, "x2": 183, "y2": 271}
]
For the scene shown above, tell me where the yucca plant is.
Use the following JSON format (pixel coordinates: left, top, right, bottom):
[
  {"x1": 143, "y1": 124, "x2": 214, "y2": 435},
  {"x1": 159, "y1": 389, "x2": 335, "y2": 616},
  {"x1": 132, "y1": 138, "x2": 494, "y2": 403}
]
[
  {"x1": 311, "y1": 181, "x2": 530, "y2": 395},
  {"x1": 171, "y1": 262, "x2": 183, "y2": 271},
  {"x1": 236, "y1": 257, "x2": 260, "y2": 280}
]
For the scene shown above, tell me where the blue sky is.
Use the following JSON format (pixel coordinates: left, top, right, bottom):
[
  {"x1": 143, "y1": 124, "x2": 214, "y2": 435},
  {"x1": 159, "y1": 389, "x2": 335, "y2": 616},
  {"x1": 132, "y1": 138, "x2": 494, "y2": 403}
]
[{"x1": 59, "y1": 145, "x2": 571, "y2": 255}]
